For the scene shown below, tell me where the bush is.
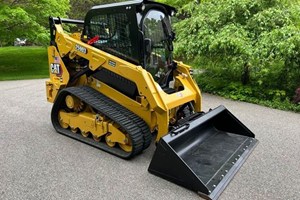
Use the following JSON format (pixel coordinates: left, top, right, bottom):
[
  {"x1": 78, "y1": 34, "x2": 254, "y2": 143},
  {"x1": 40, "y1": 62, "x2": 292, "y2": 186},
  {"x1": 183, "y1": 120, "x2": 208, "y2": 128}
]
[{"x1": 172, "y1": 0, "x2": 300, "y2": 106}]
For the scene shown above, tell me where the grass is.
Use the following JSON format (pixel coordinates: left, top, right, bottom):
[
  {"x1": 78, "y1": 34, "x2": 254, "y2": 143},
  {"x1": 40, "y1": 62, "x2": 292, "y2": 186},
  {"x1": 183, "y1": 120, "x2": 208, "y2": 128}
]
[{"x1": 0, "y1": 46, "x2": 48, "y2": 80}]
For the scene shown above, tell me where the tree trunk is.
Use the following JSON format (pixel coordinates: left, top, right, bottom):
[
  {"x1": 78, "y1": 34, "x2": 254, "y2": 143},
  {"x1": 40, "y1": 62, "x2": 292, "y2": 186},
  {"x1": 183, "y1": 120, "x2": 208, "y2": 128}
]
[{"x1": 241, "y1": 62, "x2": 250, "y2": 85}]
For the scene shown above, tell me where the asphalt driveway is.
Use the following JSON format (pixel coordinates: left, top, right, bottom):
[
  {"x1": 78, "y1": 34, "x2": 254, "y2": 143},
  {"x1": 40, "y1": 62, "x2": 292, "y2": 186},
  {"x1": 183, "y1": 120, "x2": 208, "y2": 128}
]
[{"x1": 0, "y1": 79, "x2": 299, "y2": 200}]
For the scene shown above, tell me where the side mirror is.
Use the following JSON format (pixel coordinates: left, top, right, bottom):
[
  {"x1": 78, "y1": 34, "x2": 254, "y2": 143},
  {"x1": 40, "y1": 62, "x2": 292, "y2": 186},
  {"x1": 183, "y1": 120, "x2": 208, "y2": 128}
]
[{"x1": 144, "y1": 38, "x2": 152, "y2": 55}]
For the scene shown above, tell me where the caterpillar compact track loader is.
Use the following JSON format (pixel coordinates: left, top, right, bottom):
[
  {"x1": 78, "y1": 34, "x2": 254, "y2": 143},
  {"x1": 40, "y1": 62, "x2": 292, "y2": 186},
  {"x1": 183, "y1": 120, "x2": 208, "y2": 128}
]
[{"x1": 46, "y1": 0, "x2": 258, "y2": 199}]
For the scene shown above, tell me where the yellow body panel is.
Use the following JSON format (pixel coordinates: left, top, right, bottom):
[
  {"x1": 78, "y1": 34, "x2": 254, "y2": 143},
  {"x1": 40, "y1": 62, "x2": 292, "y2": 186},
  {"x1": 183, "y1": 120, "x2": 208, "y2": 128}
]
[
  {"x1": 46, "y1": 23, "x2": 202, "y2": 141},
  {"x1": 46, "y1": 46, "x2": 70, "y2": 103}
]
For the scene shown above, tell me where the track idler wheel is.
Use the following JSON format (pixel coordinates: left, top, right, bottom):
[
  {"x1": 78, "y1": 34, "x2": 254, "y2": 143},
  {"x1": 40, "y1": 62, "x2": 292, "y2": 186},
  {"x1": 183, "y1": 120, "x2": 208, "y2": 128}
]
[
  {"x1": 119, "y1": 134, "x2": 132, "y2": 152},
  {"x1": 105, "y1": 133, "x2": 116, "y2": 147},
  {"x1": 65, "y1": 95, "x2": 84, "y2": 112}
]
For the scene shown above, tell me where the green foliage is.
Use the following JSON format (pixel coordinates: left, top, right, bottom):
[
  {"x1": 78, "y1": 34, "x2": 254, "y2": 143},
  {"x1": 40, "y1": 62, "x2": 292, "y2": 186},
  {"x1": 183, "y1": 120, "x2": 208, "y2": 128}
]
[
  {"x1": 0, "y1": 47, "x2": 48, "y2": 80},
  {"x1": 253, "y1": 25, "x2": 300, "y2": 94},
  {"x1": 172, "y1": 0, "x2": 300, "y2": 107},
  {"x1": 68, "y1": 0, "x2": 122, "y2": 20},
  {"x1": 0, "y1": 5, "x2": 40, "y2": 46},
  {"x1": 0, "y1": 0, "x2": 127, "y2": 45},
  {"x1": 158, "y1": 0, "x2": 195, "y2": 8},
  {"x1": 196, "y1": 74, "x2": 300, "y2": 112},
  {"x1": 0, "y1": 0, "x2": 70, "y2": 46}
]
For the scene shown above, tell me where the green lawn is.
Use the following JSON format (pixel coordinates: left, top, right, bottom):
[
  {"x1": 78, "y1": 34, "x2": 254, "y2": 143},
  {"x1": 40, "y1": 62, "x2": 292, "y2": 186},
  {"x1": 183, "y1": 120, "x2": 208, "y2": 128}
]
[{"x1": 0, "y1": 46, "x2": 48, "y2": 80}]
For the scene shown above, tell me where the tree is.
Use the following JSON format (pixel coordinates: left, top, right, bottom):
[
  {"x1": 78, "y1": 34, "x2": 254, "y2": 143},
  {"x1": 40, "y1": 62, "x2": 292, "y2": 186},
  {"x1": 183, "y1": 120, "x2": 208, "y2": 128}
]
[
  {"x1": 0, "y1": 0, "x2": 69, "y2": 46},
  {"x1": 158, "y1": 0, "x2": 195, "y2": 8},
  {"x1": 68, "y1": 0, "x2": 122, "y2": 20},
  {"x1": 172, "y1": 0, "x2": 300, "y2": 100}
]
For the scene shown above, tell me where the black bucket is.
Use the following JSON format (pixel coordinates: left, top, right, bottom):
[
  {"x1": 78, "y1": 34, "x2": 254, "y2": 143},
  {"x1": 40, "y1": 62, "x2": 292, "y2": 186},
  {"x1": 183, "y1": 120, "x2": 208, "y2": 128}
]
[{"x1": 148, "y1": 105, "x2": 258, "y2": 200}]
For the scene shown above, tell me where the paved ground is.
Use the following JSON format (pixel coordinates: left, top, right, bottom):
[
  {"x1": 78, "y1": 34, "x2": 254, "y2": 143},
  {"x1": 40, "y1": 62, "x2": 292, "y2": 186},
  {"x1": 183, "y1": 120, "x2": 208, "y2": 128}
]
[{"x1": 0, "y1": 79, "x2": 299, "y2": 200}]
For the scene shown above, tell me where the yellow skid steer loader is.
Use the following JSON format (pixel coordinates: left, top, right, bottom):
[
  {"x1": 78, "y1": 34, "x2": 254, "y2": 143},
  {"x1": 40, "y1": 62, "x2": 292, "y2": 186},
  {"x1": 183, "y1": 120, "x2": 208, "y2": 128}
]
[{"x1": 46, "y1": 1, "x2": 258, "y2": 199}]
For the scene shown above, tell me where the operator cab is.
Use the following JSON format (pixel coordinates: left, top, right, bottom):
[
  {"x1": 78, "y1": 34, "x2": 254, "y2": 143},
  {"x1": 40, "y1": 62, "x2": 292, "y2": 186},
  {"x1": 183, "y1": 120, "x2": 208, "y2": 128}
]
[{"x1": 82, "y1": 0, "x2": 176, "y2": 87}]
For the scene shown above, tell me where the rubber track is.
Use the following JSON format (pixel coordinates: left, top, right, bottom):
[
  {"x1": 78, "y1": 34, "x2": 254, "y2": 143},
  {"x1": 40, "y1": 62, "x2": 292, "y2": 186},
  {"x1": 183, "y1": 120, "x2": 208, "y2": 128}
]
[
  {"x1": 51, "y1": 86, "x2": 151, "y2": 159},
  {"x1": 81, "y1": 86, "x2": 152, "y2": 150}
]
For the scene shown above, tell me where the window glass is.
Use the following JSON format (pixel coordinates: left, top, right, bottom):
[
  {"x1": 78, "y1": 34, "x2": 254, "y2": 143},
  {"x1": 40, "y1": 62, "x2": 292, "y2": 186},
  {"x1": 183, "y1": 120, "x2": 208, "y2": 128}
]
[
  {"x1": 89, "y1": 13, "x2": 132, "y2": 58},
  {"x1": 143, "y1": 10, "x2": 172, "y2": 82}
]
